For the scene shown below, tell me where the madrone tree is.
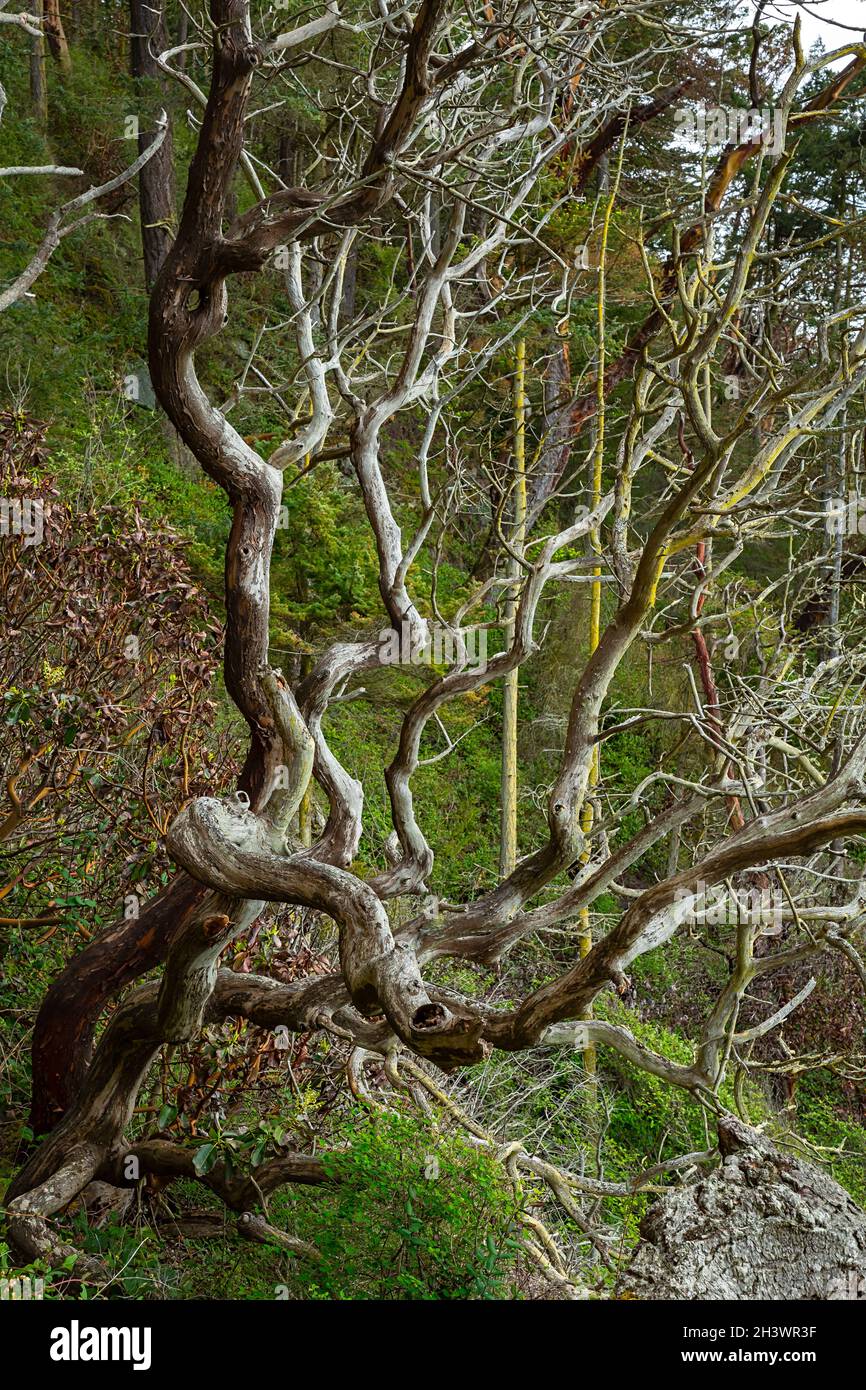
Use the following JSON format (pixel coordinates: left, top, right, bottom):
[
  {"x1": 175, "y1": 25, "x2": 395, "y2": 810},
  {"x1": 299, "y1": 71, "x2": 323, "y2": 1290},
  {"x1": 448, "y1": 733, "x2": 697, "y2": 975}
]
[{"x1": 8, "y1": 0, "x2": 866, "y2": 1289}]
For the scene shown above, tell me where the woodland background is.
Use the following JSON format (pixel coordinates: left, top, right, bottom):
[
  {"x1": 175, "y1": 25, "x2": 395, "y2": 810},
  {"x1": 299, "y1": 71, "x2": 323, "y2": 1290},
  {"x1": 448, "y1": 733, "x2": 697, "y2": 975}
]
[{"x1": 1, "y1": 0, "x2": 865, "y2": 1300}]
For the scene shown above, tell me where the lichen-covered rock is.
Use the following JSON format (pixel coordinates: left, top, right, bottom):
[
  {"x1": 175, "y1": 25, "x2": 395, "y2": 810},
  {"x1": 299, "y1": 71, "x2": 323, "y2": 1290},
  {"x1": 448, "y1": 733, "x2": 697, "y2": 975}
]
[{"x1": 621, "y1": 1117, "x2": 866, "y2": 1300}]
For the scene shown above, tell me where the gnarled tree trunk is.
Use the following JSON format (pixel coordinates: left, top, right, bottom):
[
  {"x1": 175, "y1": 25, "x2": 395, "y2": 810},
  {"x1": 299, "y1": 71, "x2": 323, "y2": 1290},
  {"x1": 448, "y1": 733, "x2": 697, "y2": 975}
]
[{"x1": 130, "y1": 0, "x2": 175, "y2": 289}]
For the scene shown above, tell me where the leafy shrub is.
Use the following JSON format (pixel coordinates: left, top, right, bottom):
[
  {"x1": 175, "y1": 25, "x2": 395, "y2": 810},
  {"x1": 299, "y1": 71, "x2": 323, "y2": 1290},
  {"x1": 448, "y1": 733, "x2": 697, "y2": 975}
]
[{"x1": 283, "y1": 1108, "x2": 522, "y2": 1300}]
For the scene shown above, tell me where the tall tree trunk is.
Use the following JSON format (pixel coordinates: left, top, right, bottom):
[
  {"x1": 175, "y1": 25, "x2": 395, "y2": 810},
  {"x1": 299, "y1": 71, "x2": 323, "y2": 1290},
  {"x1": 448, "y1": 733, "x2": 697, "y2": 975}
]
[
  {"x1": 499, "y1": 338, "x2": 526, "y2": 877},
  {"x1": 277, "y1": 129, "x2": 296, "y2": 185},
  {"x1": 576, "y1": 144, "x2": 624, "y2": 1082},
  {"x1": 298, "y1": 654, "x2": 314, "y2": 848},
  {"x1": 825, "y1": 182, "x2": 849, "y2": 665},
  {"x1": 29, "y1": 26, "x2": 48, "y2": 125},
  {"x1": 130, "y1": 0, "x2": 175, "y2": 290},
  {"x1": 43, "y1": 0, "x2": 72, "y2": 73},
  {"x1": 340, "y1": 239, "x2": 359, "y2": 324},
  {"x1": 175, "y1": 4, "x2": 188, "y2": 67}
]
